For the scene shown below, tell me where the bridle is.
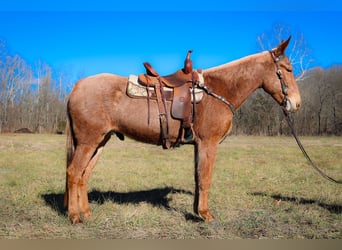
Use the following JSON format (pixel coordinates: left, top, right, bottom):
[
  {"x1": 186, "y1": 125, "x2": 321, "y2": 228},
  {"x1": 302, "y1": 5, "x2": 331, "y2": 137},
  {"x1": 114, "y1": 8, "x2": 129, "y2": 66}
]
[
  {"x1": 270, "y1": 50, "x2": 342, "y2": 184},
  {"x1": 269, "y1": 49, "x2": 289, "y2": 109}
]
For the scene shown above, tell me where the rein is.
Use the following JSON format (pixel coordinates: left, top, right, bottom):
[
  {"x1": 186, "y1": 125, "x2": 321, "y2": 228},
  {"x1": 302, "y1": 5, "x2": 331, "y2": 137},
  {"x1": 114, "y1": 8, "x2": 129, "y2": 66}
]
[
  {"x1": 282, "y1": 108, "x2": 342, "y2": 184},
  {"x1": 270, "y1": 50, "x2": 342, "y2": 184}
]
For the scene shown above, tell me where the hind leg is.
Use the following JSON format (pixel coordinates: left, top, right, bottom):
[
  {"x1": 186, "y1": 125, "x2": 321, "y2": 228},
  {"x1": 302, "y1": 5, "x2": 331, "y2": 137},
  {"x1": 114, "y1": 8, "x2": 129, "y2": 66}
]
[
  {"x1": 78, "y1": 133, "x2": 112, "y2": 219},
  {"x1": 67, "y1": 144, "x2": 97, "y2": 224},
  {"x1": 78, "y1": 146, "x2": 104, "y2": 219}
]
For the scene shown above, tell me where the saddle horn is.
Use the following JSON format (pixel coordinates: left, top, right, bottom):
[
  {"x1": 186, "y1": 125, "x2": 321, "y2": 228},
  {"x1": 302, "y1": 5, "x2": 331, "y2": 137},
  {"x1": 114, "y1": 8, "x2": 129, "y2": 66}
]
[{"x1": 183, "y1": 50, "x2": 193, "y2": 74}]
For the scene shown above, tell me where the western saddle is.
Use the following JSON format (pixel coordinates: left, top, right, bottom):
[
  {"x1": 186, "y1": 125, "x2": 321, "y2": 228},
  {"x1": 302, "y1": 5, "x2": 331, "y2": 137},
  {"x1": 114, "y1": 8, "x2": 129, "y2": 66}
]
[{"x1": 137, "y1": 50, "x2": 200, "y2": 149}]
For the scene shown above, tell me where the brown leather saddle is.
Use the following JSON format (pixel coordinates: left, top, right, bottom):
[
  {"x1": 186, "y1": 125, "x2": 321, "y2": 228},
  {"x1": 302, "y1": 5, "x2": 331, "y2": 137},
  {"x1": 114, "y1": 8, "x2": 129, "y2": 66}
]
[{"x1": 137, "y1": 50, "x2": 200, "y2": 149}]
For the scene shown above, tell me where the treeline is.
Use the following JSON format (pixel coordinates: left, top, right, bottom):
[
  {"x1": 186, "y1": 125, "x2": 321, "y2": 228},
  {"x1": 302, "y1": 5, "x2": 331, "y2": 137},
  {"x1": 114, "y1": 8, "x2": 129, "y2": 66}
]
[
  {"x1": 0, "y1": 40, "x2": 70, "y2": 133},
  {"x1": 1, "y1": 39, "x2": 341, "y2": 135},
  {"x1": 232, "y1": 65, "x2": 342, "y2": 135}
]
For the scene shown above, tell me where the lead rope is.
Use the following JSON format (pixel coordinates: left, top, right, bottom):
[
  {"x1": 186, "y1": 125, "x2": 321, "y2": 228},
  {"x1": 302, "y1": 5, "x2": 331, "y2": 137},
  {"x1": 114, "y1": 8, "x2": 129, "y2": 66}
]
[{"x1": 282, "y1": 108, "x2": 342, "y2": 184}]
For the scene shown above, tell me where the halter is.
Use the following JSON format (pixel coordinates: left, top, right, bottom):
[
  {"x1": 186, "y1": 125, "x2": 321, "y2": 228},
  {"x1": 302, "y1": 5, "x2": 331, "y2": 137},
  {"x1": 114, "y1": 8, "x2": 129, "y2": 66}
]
[{"x1": 269, "y1": 50, "x2": 289, "y2": 109}]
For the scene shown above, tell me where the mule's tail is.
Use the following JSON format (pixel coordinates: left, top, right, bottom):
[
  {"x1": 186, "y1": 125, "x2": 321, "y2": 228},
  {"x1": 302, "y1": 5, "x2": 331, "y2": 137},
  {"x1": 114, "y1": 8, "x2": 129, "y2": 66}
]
[
  {"x1": 64, "y1": 108, "x2": 75, "y2": 208},
  {"x1": 66, "y1": 117, "x2": 75, "y2": 168}
]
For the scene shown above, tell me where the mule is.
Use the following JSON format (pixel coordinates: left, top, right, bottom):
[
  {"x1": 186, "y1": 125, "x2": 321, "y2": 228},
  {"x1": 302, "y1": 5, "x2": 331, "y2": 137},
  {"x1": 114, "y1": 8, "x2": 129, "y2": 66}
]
[{"x1": 64, "y1": 37, "x2": 301, "y2": 224}]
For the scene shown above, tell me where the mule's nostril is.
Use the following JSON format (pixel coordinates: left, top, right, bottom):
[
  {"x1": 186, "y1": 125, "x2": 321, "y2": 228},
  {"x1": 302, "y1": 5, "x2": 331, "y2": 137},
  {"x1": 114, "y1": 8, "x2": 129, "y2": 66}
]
[{"x1": 296, "y1": 103, "x2": 301, "y2": 108}]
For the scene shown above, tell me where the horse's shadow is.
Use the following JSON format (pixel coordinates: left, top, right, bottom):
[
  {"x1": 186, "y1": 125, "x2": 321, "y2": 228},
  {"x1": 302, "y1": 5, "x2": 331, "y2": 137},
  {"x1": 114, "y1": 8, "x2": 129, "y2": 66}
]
[
  {"x1": 250, "y1": 192, "x2": 342, "y2": 214},
  {"x1": 41, "y1": 186, "x2": 202, "y2": 222}
]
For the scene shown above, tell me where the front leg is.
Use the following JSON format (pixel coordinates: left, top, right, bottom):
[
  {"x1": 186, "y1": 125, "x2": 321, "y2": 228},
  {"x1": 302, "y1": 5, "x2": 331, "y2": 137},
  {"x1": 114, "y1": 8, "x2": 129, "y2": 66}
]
[{"x1": 193, "y1": 140, "x2": 218, "y2": 222}]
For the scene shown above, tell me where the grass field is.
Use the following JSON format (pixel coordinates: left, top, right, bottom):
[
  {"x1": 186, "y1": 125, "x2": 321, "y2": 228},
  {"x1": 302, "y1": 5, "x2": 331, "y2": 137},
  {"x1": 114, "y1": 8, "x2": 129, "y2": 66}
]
[{"x1": 0, "y1": 134, "x2": 341, "y2": 239}]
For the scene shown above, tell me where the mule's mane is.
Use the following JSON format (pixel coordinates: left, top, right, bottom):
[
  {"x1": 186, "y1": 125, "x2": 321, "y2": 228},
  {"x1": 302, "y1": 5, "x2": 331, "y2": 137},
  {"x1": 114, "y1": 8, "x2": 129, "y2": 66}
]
[
  {"x1": 203, "y1": 51, "x2": 269, "y2": 74},
  {"x1": 201, "y1": 51, "x2": 272, "y2": 111}
]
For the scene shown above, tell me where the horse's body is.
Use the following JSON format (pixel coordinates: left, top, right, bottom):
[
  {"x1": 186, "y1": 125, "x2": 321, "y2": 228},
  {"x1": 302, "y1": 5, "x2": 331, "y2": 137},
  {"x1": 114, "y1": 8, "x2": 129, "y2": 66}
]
[{"x1": 65, "y1": 38, "x2": 301, "y2": 224}]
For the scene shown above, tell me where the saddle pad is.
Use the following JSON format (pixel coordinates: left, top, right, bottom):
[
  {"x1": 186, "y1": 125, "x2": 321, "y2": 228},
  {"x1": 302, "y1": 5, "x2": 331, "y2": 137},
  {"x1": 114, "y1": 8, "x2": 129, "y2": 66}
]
[{"x1": 127, "y1": 74, "x2": 204, "y2": 103}]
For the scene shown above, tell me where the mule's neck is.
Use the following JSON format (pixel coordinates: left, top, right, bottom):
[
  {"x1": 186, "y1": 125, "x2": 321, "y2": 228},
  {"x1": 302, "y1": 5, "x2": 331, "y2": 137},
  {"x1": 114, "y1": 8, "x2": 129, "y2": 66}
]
[{"x1": 203, "y1": 51, "x2": 271, "y2": 110}]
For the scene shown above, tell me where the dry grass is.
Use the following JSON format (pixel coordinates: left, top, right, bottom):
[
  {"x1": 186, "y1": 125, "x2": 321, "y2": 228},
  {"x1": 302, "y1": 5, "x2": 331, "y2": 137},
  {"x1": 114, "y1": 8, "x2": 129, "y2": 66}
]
[{"x1": 0, "y1": 134, "x2": 341, "y2": 239}]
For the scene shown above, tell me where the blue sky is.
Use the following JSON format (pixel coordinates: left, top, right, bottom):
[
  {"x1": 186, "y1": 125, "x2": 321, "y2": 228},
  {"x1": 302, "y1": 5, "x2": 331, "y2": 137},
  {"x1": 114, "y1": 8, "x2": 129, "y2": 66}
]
[{"x1": 0, "y1": 1, "x2": 341, "y2": 79}]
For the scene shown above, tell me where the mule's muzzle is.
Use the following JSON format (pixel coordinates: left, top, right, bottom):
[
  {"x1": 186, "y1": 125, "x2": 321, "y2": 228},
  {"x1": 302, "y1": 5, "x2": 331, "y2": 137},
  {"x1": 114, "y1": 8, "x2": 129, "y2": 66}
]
[{"x1": 284, "y1": 97, "x2": 301, "y2": 112}]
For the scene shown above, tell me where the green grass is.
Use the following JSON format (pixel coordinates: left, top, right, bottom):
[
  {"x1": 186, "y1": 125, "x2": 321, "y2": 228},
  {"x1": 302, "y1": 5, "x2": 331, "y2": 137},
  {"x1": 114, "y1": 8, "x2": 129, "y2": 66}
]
[{"x1": 0, "y1": 134, "x2": 341, "y2": 239}]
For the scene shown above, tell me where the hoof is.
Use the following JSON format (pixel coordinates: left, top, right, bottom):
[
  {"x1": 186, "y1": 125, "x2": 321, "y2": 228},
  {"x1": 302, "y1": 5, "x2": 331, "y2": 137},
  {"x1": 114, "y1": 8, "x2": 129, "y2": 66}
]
[
  {"x1": 198, "y1": 210, "x2": 216, "y2": 223},
  {"x1": 82, "y1": 210, "x2": 91, "y2": 219},
  {"x1": 69, "y1": 214, "x2": 82, "y2": 224},
  {"x1": 71, "y1": 218, "x2": 82, "y2": 224}
]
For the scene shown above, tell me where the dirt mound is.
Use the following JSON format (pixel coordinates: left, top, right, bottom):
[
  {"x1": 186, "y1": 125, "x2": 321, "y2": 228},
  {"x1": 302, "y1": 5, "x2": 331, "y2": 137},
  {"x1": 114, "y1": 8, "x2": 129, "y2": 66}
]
[{"x1": 14, "y1": 128, "x2": 33, "y2": 133}]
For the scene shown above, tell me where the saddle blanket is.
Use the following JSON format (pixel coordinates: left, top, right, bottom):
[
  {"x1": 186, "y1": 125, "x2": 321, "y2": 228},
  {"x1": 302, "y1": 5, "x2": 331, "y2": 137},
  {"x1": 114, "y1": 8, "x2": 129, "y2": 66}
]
[{"x1": 127, "y1": 74, "x2": 204, "y2": 103}]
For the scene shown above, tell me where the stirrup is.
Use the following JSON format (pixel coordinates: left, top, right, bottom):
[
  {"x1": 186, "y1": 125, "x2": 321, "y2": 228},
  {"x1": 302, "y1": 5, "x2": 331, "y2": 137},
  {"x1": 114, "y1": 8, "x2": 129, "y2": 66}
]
[
  {"x1": 184, "y1": 127, "x2": 193, "y2": 141},
  {"x1": 181, "y1": 125, "x2": 195, "y2": 144}
]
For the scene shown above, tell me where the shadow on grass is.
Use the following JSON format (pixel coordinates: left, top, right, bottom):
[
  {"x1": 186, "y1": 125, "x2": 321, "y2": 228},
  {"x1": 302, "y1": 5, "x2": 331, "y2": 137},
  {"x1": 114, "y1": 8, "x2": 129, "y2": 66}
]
[
  {"x1": 250, "y1": 192, "x2": 342, "y2": 214},
  {"x1": 41, "y1": 186, "x2": 202, "y2": 221}
]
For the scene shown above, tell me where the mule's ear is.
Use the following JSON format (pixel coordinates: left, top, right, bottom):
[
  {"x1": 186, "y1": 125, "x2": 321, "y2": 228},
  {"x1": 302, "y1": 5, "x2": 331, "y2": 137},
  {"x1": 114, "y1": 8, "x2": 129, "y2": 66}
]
[{"x1": 274, "y1": 36, "x2": 291, "y2": 56}]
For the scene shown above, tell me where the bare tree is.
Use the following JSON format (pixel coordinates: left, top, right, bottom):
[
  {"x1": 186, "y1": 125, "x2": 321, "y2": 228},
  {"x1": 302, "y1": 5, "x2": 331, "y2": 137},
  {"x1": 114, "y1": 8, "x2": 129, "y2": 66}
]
[
  {"x1": 326, "y1": 66, "x2": 342, "y2": 134},
  {"x1": 257, "y1": 23, "x2": 314, "y2": 81},
  {"x1": 0, "y1": 53, "x2": 32, "y2": 132},
  {"x1": 0, "y1": 40, "x2": 69, "y2": 133},
  {"x1": 295, "y1": 66, "x2": 342, "y2": 135},
  {"x1": 311, "y1": 68, "x2": 328, "y2": 134}
]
